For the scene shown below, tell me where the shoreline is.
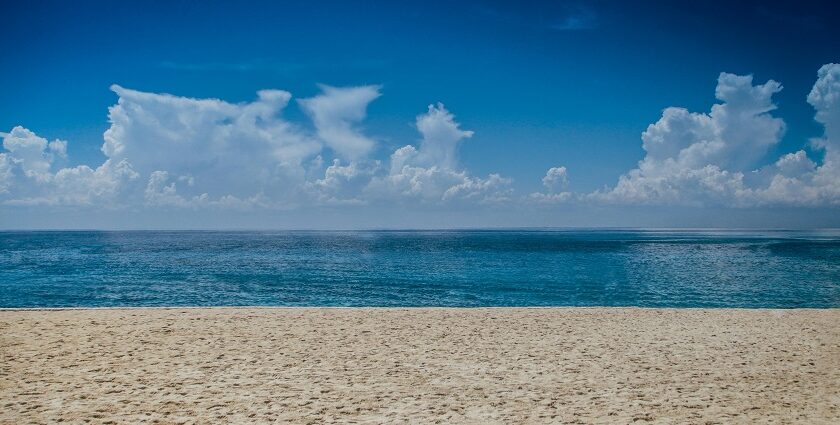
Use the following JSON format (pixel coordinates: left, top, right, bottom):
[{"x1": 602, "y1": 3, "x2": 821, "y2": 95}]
[
  {"x1": 3, "y1": 308, "x2": 838, "y2": 423},
  {"x1": 2, "y1": 305, "x2": 837, "y2": 310}
]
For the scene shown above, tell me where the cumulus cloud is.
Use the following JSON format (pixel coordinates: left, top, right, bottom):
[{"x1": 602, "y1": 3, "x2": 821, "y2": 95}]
[
  {"x1": 367, "y1": 103, "x2": 511, "y2": 203},
  {"x1": 0, "y1": 153, "x2": 12, "y2": 194},
  {"x1": 1, "y1": 85, "x2": 324, "y2": 207},
  {"x1": 600, "y1": 72, "x2": 785, "y2": 205},
  {"x1": 542, "y1": 166, "x2": 568, "y2": 191},
  {"x1": 0, "y1": 126, "x2": 138, "y2": 206},
  {"x1": 639, "y1": 74, "x2": 784, "y2": 172},
  {"x1": 764, "y1": 63, "x2": 840, "y2": 205},
  {"x1": 298, "y1": 85, "x2": 381, "y2": 160},
  {"x1": 591, "y1": 65, "x2": 840, "y2": 207},
  {"x1": 304, "y1": 159, "x2": 379, "y2": 205},
  {"x1": 528, "y1": 166, "x2": 573, "y2": 203},
  {"x1": 411, "y1": 103, "x2": 474, "y2": 170},
  {"x1": 143, "y1": 170, "x2": 207, "y2": 207},
  {"x1": 104, "y1": 85, "x2": 320, "y2": 206},
  {"x1": 1, "y1": 126, "x2": 66, "y2": 181},
  {"x1": 5, "y1": 64, "x2": 839, "y2": 216},
  {"x1": 1, "y1": 84, "x2": 508, "y2": 209}
]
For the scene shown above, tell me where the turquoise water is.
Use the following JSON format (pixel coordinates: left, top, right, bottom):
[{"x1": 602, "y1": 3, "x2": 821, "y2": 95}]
[{"x1": 1, "y1": 230, "x2": 838, "y2": 308}]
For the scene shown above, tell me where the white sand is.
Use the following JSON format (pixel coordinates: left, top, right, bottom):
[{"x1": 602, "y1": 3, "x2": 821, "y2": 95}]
[{"x1": 1, "y1": 308, "x2": 839, "y2": 423}]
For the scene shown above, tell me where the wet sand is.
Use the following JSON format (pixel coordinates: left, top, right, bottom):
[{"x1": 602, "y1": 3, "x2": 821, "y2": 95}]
[{"x1": 1, "y1": 308, "x2": 839, "y2": 423}]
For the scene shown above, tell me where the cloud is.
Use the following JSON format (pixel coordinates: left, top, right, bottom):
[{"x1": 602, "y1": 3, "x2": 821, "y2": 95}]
[
  {"x1": 641, "y1": 73, "x2": 784, "y2": 171},
  {"x1": 808, "y1": 64, "x2": 840, "y2": 144},
  {"x1": 412, "y1": 103, "x2": 474, "y2": 170},
  {"x1": 0, "y1": 153, "x2": 12, "y2": 194},
  {"x1": 542, "y1": 166, "x2": 568, "y2": 190},
  {"x1": 304, "y1": 159, "x2": 379, "y2": 205},
  {"x1": 735, "y1": 64, "x2": 840, "y2": 206},
  {"x1": 367, "y1": 104, "x2": 511, "y2": 203},
  {"x1": 593, "y1": 65, "x2": 840, "y2": 207},
  {"x1": 4, "y1": 64, "x2": 840, "y2": 219},
  {"x1": 528, "y1": 166, "x2": 573, "y2": 203},
  {"x1": 1, "y1": 126, "x2": 66, "y2": 181},
  {"x1": 591, "y1": 72, "x2": 783, "y2": 206},
  {"x1": 102, "y1": 84, "x2": 324, "y2": 207},
  {"x1": 1, "y1": 85, "x2": 325, "y2": 208},
  {"x1": 0, "y1": 126, "x2": 138, "y2": 206},
  {"x1": 144, "y1": 170, "x2": 206, "y2": 207},
  {"x1": 298, "y1": 85, "x2": 381, "y2": 160},
  {"x1": 2, "y1": 85, "x2": 508, "y2": 210}
]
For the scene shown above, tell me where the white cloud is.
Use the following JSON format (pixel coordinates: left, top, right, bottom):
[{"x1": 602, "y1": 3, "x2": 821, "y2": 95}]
[
  {"x1": 529, "y1": 166, "x2": 573, "y2": 203},
  {"x1": 6, "y1": 64, "x2": 838, "y2": 218},
  {"x1": 2, "y1": 85, "x2": 508, "y2": 210},
  {"x1": 2, "y1": 85, "x2": 323, "y2": 208},
  {"x1": 368, "y1": 104, "x2": 511, "y2": 203},
  {"x1": 592, "y1": 65, "x2": 840, "y2": 207},
  {"x1": 768, "y1": 63, "x2": 840, "y2": 205},
  {"x1": 0, "y1": 126, "x2": 139, "y2": 206},
  {"x1": 372, "y1": 161, "x2": 510, "y2": 203},
  {"x1": 637, "y1": 72, "x2": 784, "y2": 172},
  {"x1": 44, "y1": 159, "x2": 139, "y2": 206},
  {"x1": 298, "y1": 85, "x2": 381, "y2": 161},
  {"x1": 144, "y1": 170, "x2": 199, "y2": 207},
  {"x1": 104, "y1": 85, "x2": 321, "y2": 206},
  {"x1": 808, "y1": 64, "x2": 840, "y2": 138},
  {"x1": 542, "y1": 166, "x2": 568, "y2": 190},
  {"x1": 0, "y1": 153, "x2": 12, "y2": 194},
  {"x1": 411, "y1": 103, "x2": 474, "y2": 170},
  {"x1": 1, "y1": 126, "x2": 65, "y2": 181},
  {"x1": 305, "y1": 159, "x2": 379, "y2": 205},
  {"x1": 773, "y1": 150, "x2": 816, "y2": 177},
  {"x1": 748, "y1": 64, "x2": 840, "y2": 206}
]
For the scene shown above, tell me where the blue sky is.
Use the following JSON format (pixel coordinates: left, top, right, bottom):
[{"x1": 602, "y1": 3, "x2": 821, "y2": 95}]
[{"x1": 1, "y1": 0, "x2": 840, "y2": 228}]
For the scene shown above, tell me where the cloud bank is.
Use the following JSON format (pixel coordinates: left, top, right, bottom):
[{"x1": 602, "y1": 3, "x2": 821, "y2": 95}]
[
  {"x1": 2, "y1": 63, "x2": 840, "y2": 219},
  {"x1": 1, "y1": 85, "x2": 508, "y2": 209},
  {"x1": 589, "y1": 64, "x2": 840, "y2": 207}
]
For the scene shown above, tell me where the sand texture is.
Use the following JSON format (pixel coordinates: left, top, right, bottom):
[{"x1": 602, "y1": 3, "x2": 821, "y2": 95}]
[{"x1": 1, "y1": 308, "x2": 839, "y2": 424}]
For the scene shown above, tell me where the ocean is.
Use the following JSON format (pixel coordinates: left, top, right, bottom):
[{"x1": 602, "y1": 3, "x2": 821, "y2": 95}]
[{"x1": 1, "y1": 230, "x2": 838, "y2": 308}]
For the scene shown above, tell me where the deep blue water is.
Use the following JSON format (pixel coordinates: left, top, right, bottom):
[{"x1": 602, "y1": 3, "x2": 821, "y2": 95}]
[{"x1": 1, "y1": 230, "x2": 839, "y2": 308}]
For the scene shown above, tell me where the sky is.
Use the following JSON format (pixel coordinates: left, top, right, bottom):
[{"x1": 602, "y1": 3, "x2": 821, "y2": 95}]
[{"x1": 1, "y1": 0, "x2": 840, "y2": 229}]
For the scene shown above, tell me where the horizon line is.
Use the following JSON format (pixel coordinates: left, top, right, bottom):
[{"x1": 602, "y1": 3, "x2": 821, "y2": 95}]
[{"x1": 2, "y1": 227, "x2": 839, "y2": 232}]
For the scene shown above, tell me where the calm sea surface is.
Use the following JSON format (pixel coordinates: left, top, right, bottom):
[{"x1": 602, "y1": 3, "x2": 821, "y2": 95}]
[{"x1": 1, "y1": 230, "x2": 838, "y2": 308}]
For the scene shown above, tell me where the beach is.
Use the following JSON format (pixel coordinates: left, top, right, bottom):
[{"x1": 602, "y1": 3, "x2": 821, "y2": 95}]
[{"x1": 1, "y1": 308, "x2": 838, "y2": 424}]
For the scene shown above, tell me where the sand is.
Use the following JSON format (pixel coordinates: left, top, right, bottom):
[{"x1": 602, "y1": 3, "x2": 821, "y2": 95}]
[{"x1": 1, "y1": 308, "x2": 838, "y2": 424}]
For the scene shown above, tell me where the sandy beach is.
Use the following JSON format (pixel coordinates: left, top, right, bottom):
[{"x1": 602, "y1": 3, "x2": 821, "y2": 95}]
[{"x1": 1, "y1": 308, "x2": 838, "y2": 424}]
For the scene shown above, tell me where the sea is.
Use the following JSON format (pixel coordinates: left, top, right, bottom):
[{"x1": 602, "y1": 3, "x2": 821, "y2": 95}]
[{"x1": 1, "y1": 230, "x2": 838, "y2": 308}]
